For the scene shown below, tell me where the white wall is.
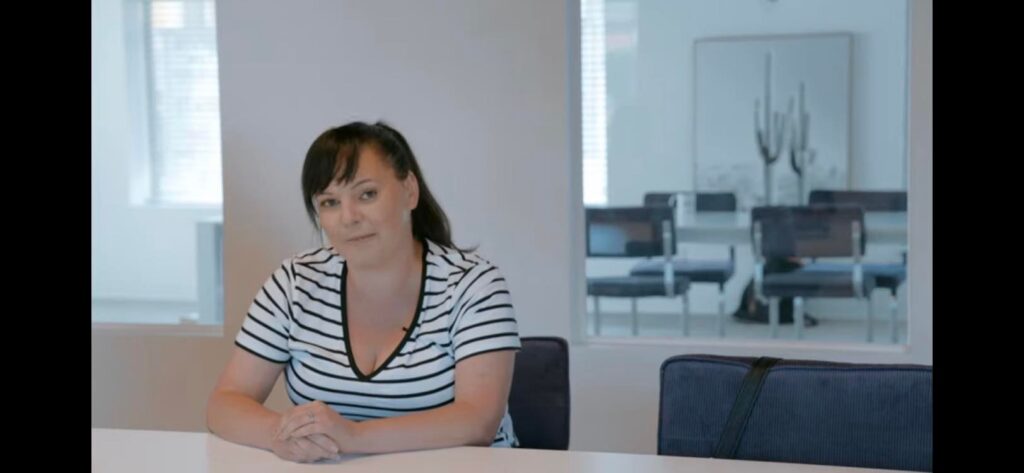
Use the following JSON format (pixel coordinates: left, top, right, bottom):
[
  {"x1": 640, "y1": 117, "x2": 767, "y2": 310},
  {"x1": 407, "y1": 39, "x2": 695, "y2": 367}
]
[
  {"x1": 92, "y1": 0, "x2": 219, "y2": 302},
  {"x1": 608, "y1": 0, "x2": 909, "y2": 206},
  {"x1": 92, "y1": 0, "x2": 932, "y2": 455}
]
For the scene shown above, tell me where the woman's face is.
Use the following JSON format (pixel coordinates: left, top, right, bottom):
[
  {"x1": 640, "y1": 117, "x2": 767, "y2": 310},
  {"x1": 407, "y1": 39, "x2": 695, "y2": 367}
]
[{"x1": 313, "y1": 145, "x2": 419, "y2": 267}]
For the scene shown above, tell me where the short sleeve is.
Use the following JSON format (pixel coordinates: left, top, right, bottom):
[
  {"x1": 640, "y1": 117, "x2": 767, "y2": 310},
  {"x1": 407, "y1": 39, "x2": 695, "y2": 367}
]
[
  {"x1": 234, "y1": 262, "x2": 294, "y2": 363},
  {"x1": 449, "y1": 264, "x2": 520, "y2": 362}
]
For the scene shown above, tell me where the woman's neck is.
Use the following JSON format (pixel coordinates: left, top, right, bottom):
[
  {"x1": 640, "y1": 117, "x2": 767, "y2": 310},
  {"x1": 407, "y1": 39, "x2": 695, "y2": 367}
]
[{"x1": 346, "y1": 236, "x2": 423, "y2": 301}]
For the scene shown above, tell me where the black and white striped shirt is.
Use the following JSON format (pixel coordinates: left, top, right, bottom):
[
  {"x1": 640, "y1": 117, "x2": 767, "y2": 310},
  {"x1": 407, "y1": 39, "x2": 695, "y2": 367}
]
[{"x1": 235, "y1": 238, "x2": 521, "y2": 447}]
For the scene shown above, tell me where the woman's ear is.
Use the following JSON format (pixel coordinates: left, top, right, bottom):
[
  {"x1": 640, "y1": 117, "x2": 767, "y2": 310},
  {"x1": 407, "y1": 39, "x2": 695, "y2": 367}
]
[{"x1": 403, "y1": 173, "x2": 420, "y2": 210}]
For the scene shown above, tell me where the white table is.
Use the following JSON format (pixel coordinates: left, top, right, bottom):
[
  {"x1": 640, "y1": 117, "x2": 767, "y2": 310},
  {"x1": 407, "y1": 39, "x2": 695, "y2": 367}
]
[
  {"x1": 676, "y1": 212, "x2": 908, "y2": 245},
  {"x1": 92, "y1": 428, "x2": 917, "y2": 473}
]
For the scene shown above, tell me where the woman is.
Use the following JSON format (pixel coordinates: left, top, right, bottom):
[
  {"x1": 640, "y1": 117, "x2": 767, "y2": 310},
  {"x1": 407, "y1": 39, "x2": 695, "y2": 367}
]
[{"x1": 206, "y1": 121, "x2": 520, "y2": 463}]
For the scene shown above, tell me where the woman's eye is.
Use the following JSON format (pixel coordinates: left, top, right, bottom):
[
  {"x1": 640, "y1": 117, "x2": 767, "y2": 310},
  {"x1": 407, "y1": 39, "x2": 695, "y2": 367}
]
[{"x1": 360, "y1": 190, "x2": 378, "y2": 201}]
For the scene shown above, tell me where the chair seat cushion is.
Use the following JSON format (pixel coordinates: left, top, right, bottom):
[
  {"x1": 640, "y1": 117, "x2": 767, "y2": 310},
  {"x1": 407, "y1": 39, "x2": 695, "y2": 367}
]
[
  {"x1": 630, "y1": 259, "x2": 734, "y2": 284},
  {"x1": 803, "y1": 262, "x2": 906, "y2": 291},
  {"x1": 762, "y1": 269, "x2": 875, "y2": 298},
  {"x1": 587, "y1": 275, "x2": 690, "y2": 297}
]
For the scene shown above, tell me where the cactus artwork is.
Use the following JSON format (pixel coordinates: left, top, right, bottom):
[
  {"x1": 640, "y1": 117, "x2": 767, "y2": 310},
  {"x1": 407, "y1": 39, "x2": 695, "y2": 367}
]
[
  {"x1": 789, "y1": 82, "x2": 816, "y2": 204},
  {"x1": 754, "y1": 52, "x2": 790, "y2": 205},
  {"x1": 694, "y1": 34, "x2": 852, "y2": 211}
]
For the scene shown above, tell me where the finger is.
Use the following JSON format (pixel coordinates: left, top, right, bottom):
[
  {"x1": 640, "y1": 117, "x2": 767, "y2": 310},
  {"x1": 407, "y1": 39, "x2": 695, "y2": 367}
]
[
  {"x1": 288, "y1": 422, "x2": 325, "y2": 440},
  {"x1": 273, "y1": 409, "x2": 301, "y2": 439},
  {"x1": 292, "y1": 436, "x2": 331, "y2": 462},
  {"x1": 277, "y1": 410, "x2": 316, "y2": 440},
  {"x1": 305, "y1": 433, "x2": 339, "y2": 455}
]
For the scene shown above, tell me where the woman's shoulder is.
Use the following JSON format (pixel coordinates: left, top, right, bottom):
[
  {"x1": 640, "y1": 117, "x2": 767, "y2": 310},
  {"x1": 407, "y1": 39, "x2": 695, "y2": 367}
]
[
  {"x1": 288, "y1": 246, "x2": 341, "y2": 264},
  {"x1": 279, "y1": 246, "x2": 343, "y2": 279},
  {"x1": 424, "y1": 239, "x2": 501, "y2": 275}
]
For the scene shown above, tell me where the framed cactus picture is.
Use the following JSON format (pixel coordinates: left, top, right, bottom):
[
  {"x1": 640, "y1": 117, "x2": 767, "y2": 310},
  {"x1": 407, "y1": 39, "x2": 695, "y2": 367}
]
[{"x1": 692, "y1": 33, "x2": 852, "y2": 210}]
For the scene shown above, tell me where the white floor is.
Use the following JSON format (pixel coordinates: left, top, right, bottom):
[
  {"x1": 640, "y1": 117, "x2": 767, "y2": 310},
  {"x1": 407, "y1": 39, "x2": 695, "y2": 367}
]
[{"x1": 587, "y1": 310, "x2": 906, "y2": 345}]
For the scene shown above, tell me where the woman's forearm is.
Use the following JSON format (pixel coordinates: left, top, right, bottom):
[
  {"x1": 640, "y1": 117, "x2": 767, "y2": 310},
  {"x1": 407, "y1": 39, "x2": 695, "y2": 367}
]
[
  {"x1": 343, "y1": 402, "x2": 502, "y2": 453},
  {"x1": 206, "y1": 390, "x2": 282, "y2": 450}
]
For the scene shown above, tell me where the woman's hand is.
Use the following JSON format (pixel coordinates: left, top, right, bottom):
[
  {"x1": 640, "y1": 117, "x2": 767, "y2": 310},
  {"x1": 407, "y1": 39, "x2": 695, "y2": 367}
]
[
  {"x1": 274, "y1": 401, "x2": 357, "y2": 455},
  {"x1": 268, "y1": 430, "x2": 339, "y2": 463}
]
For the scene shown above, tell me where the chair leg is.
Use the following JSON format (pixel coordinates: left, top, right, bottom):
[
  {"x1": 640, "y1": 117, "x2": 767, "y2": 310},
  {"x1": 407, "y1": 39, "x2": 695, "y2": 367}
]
[
  {"x1": 794, "y1": 296, "x2": 805, "y2": 340},
  {"x1": 631, "y1": 298, "x2": 638, "y2": 336},
  {"x1": 718, "y1": 284, "x2": 726, "y2": 338},
  {"x1": 594, "y1": 296, "x2": 601, "y2": 336},
  {"x1": 866, "y1": 296, "x2": 875, "y2": 343},
  {"x1": 682, "y1": 291, "x2": 690, "y2": 337},
  {"x1": 890, "y1": 288, "x2": 899, "y2": 344},
  {"x1": 769, "y1": 297, "x2": 779, "y2": 338}
]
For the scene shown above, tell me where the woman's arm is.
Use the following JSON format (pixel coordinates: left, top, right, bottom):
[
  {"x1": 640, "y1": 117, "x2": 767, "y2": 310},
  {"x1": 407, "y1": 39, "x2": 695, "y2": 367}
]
[
  {"x1": 279, "y1": 350, "x2": 516, "y2": 453},
  {"x1": 206, "y1": 347, "x2": 285, "y2": 449},
  {"x1": 207, "y1": 348, "x2": 338, "y2": 461}
]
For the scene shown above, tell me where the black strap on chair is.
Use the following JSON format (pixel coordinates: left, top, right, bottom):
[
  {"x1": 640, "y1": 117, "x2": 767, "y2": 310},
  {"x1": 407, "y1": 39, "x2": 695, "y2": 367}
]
[{"x1": 712, "y1": 356, "x2": 781, "y2": 459}]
